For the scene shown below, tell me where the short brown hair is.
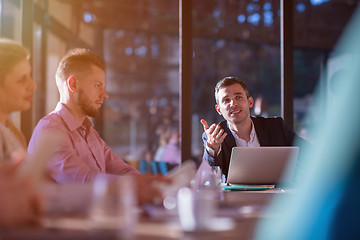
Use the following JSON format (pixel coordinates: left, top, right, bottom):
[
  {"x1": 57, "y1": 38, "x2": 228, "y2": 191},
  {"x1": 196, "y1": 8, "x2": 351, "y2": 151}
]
[
  {"x1": 56, "y1": 48, "x2": 106, "y2": 89},
  {"x1": 215, "y1": 76, "x2": 250, "y2": 104},
  {"x1": 0, "y1": 38, "x2": 29, "y2": 85}
]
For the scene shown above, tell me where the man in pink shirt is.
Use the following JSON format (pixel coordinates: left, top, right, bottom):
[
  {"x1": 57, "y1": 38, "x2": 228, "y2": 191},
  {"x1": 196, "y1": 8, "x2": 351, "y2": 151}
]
[{"x1": 28, "y1": 48, "x2": 140, "y2": 183}]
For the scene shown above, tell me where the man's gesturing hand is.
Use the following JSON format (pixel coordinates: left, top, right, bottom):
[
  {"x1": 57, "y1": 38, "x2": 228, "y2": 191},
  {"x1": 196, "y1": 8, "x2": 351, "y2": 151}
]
[{"x1": 200, "y1": 119, "x2": 227, "y2": 155}]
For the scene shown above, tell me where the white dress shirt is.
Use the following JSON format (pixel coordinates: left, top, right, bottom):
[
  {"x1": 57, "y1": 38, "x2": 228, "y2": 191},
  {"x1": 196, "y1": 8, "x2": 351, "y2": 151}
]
[{"x1": 206, "y1": 121, "x2": 260, "y2": 157}]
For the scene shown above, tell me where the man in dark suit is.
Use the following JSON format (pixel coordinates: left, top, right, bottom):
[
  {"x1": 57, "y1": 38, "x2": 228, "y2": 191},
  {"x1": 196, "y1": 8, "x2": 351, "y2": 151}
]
[{"x1": 201, "y1": 76, "x2": 305, "y2": 179}]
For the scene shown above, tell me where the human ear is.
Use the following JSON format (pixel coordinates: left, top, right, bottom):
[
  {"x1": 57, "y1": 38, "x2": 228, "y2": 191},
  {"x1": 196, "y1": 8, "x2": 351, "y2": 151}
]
[
  {"x1": 215, "y1": 105, "x2": 222, "y2": 115},
  {"x1": 67, "y1": 76, "x2": 78, "y2": 93},
  {"x1": 248, "y1": 96, "x2": 254, "y2": 108}
]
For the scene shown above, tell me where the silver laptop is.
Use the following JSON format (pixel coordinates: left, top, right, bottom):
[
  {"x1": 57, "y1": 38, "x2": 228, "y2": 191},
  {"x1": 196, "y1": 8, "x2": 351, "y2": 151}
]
[{"x1": 226, "y1": 147, "x2": 299, "y2": 185}]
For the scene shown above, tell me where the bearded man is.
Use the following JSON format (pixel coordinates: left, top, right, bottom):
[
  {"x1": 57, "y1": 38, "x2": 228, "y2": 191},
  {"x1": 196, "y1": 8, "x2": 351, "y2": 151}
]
[{"x1": 28, "y1": 49, "x2": 140, "y2": 183}]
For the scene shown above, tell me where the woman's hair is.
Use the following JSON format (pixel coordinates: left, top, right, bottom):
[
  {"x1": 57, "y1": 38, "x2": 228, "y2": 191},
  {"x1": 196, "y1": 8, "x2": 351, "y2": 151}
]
[{"x1": 0, "y1": 38, "x2": 29, "y2": 85}]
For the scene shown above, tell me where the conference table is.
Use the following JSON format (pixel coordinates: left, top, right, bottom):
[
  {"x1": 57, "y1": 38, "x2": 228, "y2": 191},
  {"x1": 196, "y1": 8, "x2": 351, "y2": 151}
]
[{"x1": 0, "y1": 185, "x2": 292, "y2": 240}]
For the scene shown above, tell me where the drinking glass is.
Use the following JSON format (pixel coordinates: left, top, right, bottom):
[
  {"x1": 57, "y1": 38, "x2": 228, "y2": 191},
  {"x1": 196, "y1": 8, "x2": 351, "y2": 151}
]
[
  {"x1": 211, "y1": 166, "x2": 223, "y2": 186},
  {"x1": 177, "y1": 187, "x2": 215, "y2": 231},
  {"x1": 89, "y1": 175, "x2": 137, "y2": 237},
  {"x1": 199, "y1": 167, "x2": 224, "y2": 201}
]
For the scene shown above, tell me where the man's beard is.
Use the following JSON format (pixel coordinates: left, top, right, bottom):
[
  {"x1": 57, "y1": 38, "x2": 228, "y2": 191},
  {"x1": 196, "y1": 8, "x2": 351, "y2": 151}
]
[{"x1": 78, "y1": 89, "x2": 100, "y2": 118}]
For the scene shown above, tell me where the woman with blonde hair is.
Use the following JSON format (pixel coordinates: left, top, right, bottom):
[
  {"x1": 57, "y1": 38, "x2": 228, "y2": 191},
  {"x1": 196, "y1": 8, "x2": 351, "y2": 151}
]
[
  {"x1": 0, "y1": 38, "x2": 40, "y2": 227},
  {"x1": 0, "y1": 38, "x2": 36, "y2": 159}
]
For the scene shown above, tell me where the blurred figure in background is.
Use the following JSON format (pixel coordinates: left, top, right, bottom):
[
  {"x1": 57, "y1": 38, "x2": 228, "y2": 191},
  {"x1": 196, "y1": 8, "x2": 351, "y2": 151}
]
[
  {"x1": 139, "y1": 149, "x2": 153, "y2": 174},
  {"x1": 0, "y1": 38, "x2": 36, "y2": 160},
  {"x1": 0, "y1": 38, "x2": 41, "y2": 227},
  {"x1": 161, "y1": 124, "x2": 181, "y2": 170},
  {"x1": 153, "y1": 125, "x2": 171, "y2": 163},
  {"x1": 146, "y1": 95, "x2": 175, "y2": 155}
]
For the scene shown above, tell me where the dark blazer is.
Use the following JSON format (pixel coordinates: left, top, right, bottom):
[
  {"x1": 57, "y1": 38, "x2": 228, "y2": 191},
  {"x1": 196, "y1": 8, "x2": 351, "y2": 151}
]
[{"x1": 202, "y1": 116, "x2": 304, "y2": 179}]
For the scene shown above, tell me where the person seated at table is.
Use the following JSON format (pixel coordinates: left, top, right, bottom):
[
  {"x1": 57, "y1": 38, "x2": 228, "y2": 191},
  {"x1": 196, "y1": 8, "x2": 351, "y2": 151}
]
[
  {"x1": 0, "y1": 38, "x2": 36, "y2": 161},
  {"x1": 28, "y1": 48, "x2": 168, "y2": 205},
  {"x1": 200, "y1": 76, "x2": 308, "y2": 180},
  {"x1": 0, "y1": 38, "x2": 41, "y2": 227}
]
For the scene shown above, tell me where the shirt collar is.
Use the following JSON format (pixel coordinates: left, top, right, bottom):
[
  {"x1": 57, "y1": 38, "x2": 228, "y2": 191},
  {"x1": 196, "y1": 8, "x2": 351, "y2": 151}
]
[
  {"x1": 55, "y1": 102, "x2": 94, "y2": 132},
  {"x1": 228, "y1": 120, "x2": 256, "y2": 143}
]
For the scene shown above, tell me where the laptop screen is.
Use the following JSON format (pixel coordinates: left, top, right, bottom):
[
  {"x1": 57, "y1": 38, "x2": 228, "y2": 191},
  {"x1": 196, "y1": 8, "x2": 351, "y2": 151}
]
[{"x1": 226, "y1": 147, "x2": 299, "y2": 185}]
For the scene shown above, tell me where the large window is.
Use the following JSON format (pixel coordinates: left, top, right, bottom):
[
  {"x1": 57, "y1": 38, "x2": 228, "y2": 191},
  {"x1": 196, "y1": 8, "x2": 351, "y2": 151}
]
[
  {"x1": 0, "y1": 0, "x2": 357, "y2": 170},
  {"x1": 292, "y1": 0, "x2": 357, "y2": 141},
  {"x1": 192, "y1": 1, "x2": 282, "y2": 158}
]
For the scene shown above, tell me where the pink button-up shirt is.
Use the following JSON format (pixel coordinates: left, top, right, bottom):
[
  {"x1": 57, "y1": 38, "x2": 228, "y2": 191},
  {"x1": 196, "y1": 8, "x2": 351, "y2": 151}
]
[{"x1": 28, "y1": 102, "x2": 139, "y2": 183}]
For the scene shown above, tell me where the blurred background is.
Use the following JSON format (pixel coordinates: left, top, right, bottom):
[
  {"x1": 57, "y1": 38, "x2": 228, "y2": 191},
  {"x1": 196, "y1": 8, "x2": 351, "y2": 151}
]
[{"x1": 2, "y1": 0, "x2": 358, "y2": 170}]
